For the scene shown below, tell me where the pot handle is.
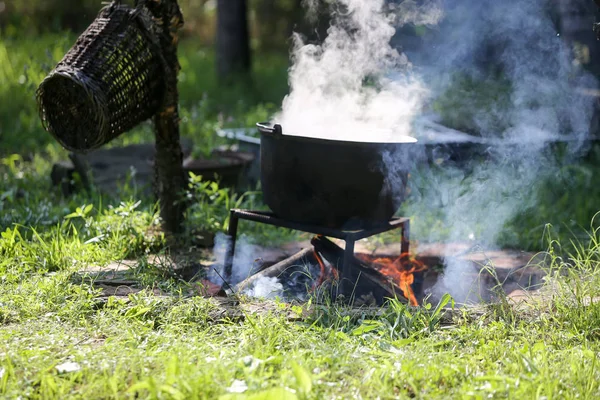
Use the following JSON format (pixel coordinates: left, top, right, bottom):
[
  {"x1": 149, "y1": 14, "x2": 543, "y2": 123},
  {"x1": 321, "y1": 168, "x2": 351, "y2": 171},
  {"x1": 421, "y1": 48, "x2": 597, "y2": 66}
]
[{"x1": 257, "y1": 122, "x2": 282, "y2": 136}]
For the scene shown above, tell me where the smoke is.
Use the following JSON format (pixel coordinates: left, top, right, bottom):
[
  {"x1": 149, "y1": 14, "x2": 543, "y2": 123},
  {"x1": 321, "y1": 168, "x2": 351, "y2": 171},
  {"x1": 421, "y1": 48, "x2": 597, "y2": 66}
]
[
  {"x1": 245, "y1": 276, "x2": 284, "y2": 299},
  {"x1": 244, "y1": 263, "x2": 321, "y2": 301},
  {"x1": 409, "y1": 0, "x2": 597, "y2": 302},
  {"x1": 211, "y1": 232, "x2": 290, "y2": 299},
  {"x1": 211, "y1": 232, "x2": 262, "y2": 285},
  {"x1": 211, "y1": 233, "x2": 321, "y2": 300},
  {"x1": 301, "y1": 0, "x2": 323, "y2": 22},
  {"x1": 390, "y1": 0, "x2": 444, "y2": 27},
  {"x1": 407, "y1": 0, "x2": 597, "y2": 237},
  {"x1": 275, "y1": 0, "x2": 443, "y2": 142},
  {"x1": 276, "y1": 0, "x2": 598, "y2": 302},
  {"x1": 421, "y1": 0, "x2": 596, "y2": 141}
]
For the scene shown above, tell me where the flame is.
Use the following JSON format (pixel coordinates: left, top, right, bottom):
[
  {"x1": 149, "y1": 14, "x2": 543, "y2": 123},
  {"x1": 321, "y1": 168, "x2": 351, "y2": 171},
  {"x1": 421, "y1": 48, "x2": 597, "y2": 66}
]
[
  {"x1": 313, "y1": 249, "x2": 327, "y2": 288},
  {"x1": 355, "y1": 253, "x2": 427, "y2": 306},
  {"x1": 312, "y1": 249, "x2": 338, "y2": 291}
]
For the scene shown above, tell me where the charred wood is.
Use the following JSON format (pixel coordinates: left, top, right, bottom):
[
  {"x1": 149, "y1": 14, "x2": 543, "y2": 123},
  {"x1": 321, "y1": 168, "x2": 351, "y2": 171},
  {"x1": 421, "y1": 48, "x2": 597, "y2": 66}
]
[
  {"x1": 311, "y1": 236, "x2": 408, "y2": 305},
  {"x1": 235, "y1": 247, "x2": 317, "y2": 293}
]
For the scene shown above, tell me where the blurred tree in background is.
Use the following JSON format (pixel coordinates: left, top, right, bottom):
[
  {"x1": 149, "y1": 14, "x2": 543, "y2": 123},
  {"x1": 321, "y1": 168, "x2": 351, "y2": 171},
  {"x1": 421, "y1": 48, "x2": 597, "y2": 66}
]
[
  {"x1": 0, "y1": 0, "x2": 316, "y2": 50},
  {"x1": 556, "y1": 0, "x2": 600, "y2": 75},
  {"x1": 2, "y1": 0, "x2": 599, "y2": 54},
  {"x1": 216, "y1": 0, "x2": 251, "y2": 81},
  {"x1": 2, "y1": 0, "x2": 599, "y2": 89}
]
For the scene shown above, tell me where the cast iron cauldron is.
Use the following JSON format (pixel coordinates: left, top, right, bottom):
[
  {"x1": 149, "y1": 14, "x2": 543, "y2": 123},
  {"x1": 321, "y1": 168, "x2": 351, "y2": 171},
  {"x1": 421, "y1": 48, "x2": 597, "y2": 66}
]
[{"x1": 258, "y1": 122, "x2": 417, "y2": 228}]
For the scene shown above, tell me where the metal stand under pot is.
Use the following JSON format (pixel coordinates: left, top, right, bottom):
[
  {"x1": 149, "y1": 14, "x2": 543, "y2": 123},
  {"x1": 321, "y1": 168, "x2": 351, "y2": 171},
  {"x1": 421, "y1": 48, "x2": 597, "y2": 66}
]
[{"x1": 223, "y1": 209, "x2": 411, "y2": 298}]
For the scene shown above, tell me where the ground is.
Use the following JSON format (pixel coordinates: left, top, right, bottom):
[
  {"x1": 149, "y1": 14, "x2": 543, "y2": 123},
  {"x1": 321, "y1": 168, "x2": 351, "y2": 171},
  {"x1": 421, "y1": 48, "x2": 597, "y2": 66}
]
[
  {"x1": 3, "y1": 34, "x2": 600, "y2": 399},
  {"x1": 3, "y1": 255, "x2": 600, "y2": 399}
]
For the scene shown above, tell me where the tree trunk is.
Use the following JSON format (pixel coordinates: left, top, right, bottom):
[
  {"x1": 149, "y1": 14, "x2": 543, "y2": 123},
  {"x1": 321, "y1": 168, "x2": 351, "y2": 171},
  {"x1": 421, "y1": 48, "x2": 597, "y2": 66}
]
[
  {"x1": 216, "y1": 0, "x2": 251, "y2": 81},
  {"x1": 558, "y1": 0, "x2": 600, "y2": 75},
  {"x1": 150, "y1": 0, "x2": 187, "y2": 234}
]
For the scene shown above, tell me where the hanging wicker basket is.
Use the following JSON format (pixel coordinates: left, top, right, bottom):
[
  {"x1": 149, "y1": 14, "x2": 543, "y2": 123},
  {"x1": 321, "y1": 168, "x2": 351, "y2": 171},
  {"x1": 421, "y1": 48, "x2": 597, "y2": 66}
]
[{"x1": 37, "y1": 1, "x2": 166, "y2": 152}]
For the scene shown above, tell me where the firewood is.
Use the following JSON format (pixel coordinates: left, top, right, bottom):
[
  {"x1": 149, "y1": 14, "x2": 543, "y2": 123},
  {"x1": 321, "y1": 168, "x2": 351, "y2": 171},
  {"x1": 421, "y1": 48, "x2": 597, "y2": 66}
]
[
  {"x1": 235, "y1": 247, "x2": 317, "y2": 292},
  {"x1": 311, "y1": 236, "x2": 407, "y2": 304}
]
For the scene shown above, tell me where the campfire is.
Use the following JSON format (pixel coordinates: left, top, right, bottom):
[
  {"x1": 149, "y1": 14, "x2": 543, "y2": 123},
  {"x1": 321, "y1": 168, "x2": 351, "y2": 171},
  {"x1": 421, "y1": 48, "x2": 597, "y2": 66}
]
[
  {"x1": 224, "y1": 209, "x2": 426, "y2": 306},
  {"x1": 218, "y1": 124, "x2": 545, "y2": 307},
  {"x1": 355, "y1": 253, "x2": 427, "y2": 306},
  {"x1": 310, "y1": 235, "x2": 426, "y2": 306}
]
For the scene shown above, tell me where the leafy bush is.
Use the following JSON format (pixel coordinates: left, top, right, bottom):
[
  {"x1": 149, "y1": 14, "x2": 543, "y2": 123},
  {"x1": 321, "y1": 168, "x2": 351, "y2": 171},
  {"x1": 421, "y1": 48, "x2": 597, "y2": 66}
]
[
  {"x1": 500, "y1": 146, "x2": 600, "y2": 250},
  {"x1": 184, "y1": 172, "x2": 261, "y2": 235},
  {"x1": 0, "y1": 35, "x2": 76, "y2": 155},
  {"x1": 184, "y1": 173, "x2": 299, "y2": 245},
  {"x1": 432, "y1": 73, "x2": 513, "y2": 135}
]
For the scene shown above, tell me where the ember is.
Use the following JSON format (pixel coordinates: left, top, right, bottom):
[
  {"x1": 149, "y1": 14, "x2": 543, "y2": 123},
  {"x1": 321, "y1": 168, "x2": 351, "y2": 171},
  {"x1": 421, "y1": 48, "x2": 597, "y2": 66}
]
[
  {"x1": 224, "y1": 209, "x2": 420, "y2": 305},
  {"x1": 312, "y1": 249, "x2": 337, "y2": 290},
  {"x1": 355, "y1": 253, "x2": 427, "y2": 306}
]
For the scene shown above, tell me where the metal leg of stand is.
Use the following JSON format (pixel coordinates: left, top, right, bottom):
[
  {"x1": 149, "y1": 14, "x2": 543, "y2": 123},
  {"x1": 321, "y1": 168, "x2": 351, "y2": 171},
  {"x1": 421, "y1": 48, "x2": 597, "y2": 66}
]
[
  {"x1": 401, "y1": 219, "x2": 410, "y2": 255},
  {"x1": 223, "y1": 210, "x2": 239, "y2": 282},
  {"x1": 340, "y1": 239, "x2": 355, "y2": 298}
]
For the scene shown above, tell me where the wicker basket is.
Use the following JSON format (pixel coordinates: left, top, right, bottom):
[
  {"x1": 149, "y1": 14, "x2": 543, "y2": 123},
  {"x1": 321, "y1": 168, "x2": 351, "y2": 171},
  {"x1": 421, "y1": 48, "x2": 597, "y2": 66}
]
[{"x1": 37, "y1": 1, "x2": 166, "y2": 152}]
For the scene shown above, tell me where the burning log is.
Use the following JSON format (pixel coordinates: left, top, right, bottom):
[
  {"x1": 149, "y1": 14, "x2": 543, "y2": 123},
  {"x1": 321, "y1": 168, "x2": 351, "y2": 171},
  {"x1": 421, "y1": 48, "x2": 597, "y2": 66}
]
[
  {"x1": 235, "y1": 247, "x2": 317, "y2": 293},
  {"x1": 355, "y1": 253, "x2": 427, "y2": 307},
  {"x1": 311, "y1": 236, "x2": 408, "y2": 304}
]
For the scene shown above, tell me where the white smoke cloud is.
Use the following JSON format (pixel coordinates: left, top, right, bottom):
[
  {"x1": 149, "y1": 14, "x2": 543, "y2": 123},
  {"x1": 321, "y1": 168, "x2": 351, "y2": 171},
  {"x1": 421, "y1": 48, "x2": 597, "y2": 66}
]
[
  {"x1": 211, "y1": 232, "x2": 261, "y2": 285},
  {"x1": 406, "y1": 0, "x2": 596, "y2": 240},
  {"x1": 275, "y1": 0, "x2": 598, "y2": 302},
  {"x1": 390, "y1": 0, "x2": 444, "y2": 27},
  {"x1": 275, "y1": 0, "x2": 442, "y2": 142},
  {"x1": 244, "y1": 276, "x2": 284, "y2": 299},
  {"x1": 211, "y1": 232, "x2": 321, "y2": 300},
  {"x1": 411, "y1": 0, "x2": 596, "y2": 300}
]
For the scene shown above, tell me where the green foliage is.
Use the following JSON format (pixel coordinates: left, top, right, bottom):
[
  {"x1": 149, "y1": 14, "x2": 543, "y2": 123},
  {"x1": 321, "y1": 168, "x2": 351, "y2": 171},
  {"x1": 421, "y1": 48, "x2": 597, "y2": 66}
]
[
  {"x1": 2, "y1": 0, "x2": 305, "y2": 51},
  {"x1": 0, "y1": 35, "x2": 286, "y2": 157},
  {"x1": 433, "y1": 72, "x2": 513, "y2": 135},
  {"x1": 3, "y1": 0, "x2": 102, "y2": 34},
  {"x1": 0, "y1": 200, "x2": 162, "y2": 276},
  {"x1": 185, "y1": 172, "x2": 260, "y2": 234},
  {"x1": 0, "y1": 34, "x2": 76, "y2": 155},
  {"x1": 177, "y1": 46, "x2": 288, "y2": 112},
  {"x1": 0, "y1": 151, "x2": 164, "y2": 277},
  {"x1": 500, "y1": 145, "x2": 600, "y2": 251},
  {"x1": 184, "y1": 173, "x2": 299, "y2": 245},
  {"x1": 349, "y1": 294, "x2": 454, "y2": 343}
]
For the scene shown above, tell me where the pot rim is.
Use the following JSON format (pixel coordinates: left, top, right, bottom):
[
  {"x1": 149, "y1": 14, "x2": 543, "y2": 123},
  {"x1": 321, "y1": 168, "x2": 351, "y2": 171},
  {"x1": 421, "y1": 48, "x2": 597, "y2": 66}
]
[{"x1": 257, "y1": 122, "x2": 418, "y2": 145}]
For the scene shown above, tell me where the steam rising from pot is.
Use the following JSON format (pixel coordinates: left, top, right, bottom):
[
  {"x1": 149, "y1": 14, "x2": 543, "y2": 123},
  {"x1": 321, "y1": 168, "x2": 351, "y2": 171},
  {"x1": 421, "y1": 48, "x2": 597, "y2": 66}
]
[{"x1": 275, "y1": 0, "x2": 442, "y2": 142}]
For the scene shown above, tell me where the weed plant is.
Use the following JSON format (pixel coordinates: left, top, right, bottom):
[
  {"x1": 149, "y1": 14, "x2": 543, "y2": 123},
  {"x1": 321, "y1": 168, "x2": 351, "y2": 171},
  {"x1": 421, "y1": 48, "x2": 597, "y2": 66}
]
[
  {"x1": 2, "y1": 32, "x2": 600, "y2": 399},
  {"x1": 3, "y1": 221, "x2": 600, "y2": 398}
]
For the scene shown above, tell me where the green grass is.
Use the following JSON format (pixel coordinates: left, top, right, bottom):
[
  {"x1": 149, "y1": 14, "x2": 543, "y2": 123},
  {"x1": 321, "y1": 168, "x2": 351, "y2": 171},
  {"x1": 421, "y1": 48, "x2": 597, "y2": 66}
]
[
  {"x1": 0, "y1": 33, "x2": 287, "y2": 157},
  {"x1": 3, "y1": 214, "x2": 600, "y2": 398},
  {"x1": 4, "y1": 30, "x2": 600, "y2": 399},
  {"x1": 2, "y1": 143, "x2": 600, "y2": 398}
]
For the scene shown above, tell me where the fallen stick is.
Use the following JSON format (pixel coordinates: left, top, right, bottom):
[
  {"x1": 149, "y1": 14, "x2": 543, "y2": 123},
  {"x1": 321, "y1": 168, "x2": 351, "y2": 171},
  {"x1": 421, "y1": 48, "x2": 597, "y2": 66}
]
[
  {"x1": 311, "y1": 236, "x2": 407, "y2": 304},
  {"x1": 235, "y1": 247, "x2": 317, "y2": 292}
]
